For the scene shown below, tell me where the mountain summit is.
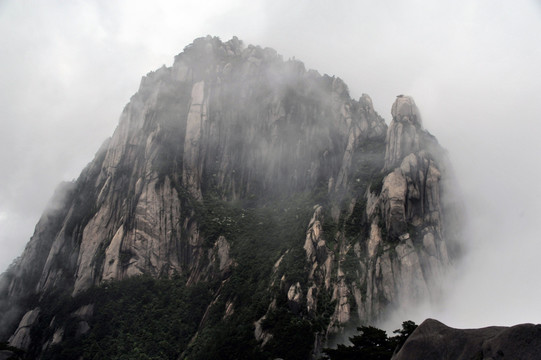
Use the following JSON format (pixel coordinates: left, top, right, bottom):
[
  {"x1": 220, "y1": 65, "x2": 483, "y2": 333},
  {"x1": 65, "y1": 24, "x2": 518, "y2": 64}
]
[{"x1": 0, "y1": 36, "x2": 461, "y2": 359}]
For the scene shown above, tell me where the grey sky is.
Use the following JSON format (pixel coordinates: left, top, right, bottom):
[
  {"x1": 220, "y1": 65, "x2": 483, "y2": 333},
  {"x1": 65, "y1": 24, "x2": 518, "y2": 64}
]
[{"x1": 1, "y1": 0, "x2": 540, "y2": 329}]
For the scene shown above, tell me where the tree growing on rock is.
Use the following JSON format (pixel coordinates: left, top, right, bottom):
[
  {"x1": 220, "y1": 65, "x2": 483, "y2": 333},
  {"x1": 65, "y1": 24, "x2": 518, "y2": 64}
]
[{"x1": 323, "y1": 320, "x2": 417, "y2": 360}]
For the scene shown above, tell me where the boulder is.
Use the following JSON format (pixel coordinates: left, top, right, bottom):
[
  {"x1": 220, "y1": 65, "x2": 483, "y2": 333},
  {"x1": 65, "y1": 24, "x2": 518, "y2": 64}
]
[{"x1": 393, "y1": 318, "x2": 541, "y2": 360}]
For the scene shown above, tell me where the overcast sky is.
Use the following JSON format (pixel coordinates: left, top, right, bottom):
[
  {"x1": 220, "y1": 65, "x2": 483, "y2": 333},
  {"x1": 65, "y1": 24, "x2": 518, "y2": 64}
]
[{"x1": 1, "y1": 0, "x2": 541, "y2": 330}]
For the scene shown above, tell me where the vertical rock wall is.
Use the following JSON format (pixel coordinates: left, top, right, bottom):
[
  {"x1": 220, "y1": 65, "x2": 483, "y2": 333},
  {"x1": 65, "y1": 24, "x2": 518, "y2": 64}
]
[{"x1": 270, "y1": 95, "x2": 458, "y2": 342}]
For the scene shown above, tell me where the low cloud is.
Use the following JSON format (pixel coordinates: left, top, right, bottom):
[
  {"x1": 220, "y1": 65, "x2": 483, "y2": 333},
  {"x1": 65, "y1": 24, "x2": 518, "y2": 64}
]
[{"x1": 1, "y1": 0, "x2": 540, "y2": 330}]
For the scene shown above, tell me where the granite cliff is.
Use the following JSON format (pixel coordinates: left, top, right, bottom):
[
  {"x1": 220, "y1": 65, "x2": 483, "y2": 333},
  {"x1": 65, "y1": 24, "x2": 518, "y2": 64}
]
[{"x1": 0, "y1": 36, "x2": 461, "y2": 359}]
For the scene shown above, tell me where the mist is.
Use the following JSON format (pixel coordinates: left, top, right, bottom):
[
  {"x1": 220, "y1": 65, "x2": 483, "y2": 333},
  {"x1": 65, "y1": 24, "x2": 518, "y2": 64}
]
[{"x1": 1, "y1": 0, "x2": 541, "y2": 331}]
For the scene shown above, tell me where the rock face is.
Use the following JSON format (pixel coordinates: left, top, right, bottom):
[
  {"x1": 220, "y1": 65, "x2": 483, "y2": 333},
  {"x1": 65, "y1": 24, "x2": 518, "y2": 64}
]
[
  {"x1": 385, "y1": 95, "x2": 422, "y2": 170},
  {"x1": 392, "y1": 319, "x2": 541, "y2": 360},
  {"x1": 7, "y1": 308, "x2": 40, "y2": 350},
  {"x1": 0, "y1": 36, "x2": 461, "y2": 358}
]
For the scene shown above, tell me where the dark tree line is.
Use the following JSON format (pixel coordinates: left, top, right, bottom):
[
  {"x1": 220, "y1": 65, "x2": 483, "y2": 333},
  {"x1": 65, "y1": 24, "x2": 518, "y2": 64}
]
[
  {"x1": 323, "y1": 320, "x2": 417, "y2": 360},
  {"x1": 0, "y1": 341, "x2": 25, "y2": 360}
]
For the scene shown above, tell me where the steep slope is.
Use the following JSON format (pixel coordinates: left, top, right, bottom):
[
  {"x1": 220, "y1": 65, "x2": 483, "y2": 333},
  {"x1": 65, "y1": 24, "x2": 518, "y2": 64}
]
[{"x1": 0, "y1": 36, "x2": 461, "y2": 359}]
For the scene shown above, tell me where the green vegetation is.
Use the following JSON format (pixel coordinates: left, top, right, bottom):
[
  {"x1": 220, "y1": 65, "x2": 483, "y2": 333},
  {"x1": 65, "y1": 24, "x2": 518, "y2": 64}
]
[
  {"x1": 344, "y1": 198, "x2": 367, "y2": 239},
  {"x1": 369, "y1": 174, "x2": 385, "y2": 197},
  {"x1": 11, "y1": 125, "x2": 394, "y2": 359},
  {"x1": 261, "y1": 305, "x2": 315, "y2": 359},
  {"x1": 351, "y1": 139, "x2": 386, "y2": 196},
  {"x1": 25, "y1": 190, "x2": 321, "y2": 360},
  {"x1": 5, "y1": 183, "x2": 329, "y2": 360},
  {"x1": 22, "y1": 159, "x2": 392, "y2": 359},
  {"x1": 32, "y1": 275, "x2": 213, "y2": 360},
  {"x1": 323, "y1": 320, "x2": 417, "y2": 360},
  {"x1": 184, "y1": 192, "x2": 319, "y2": 359}
]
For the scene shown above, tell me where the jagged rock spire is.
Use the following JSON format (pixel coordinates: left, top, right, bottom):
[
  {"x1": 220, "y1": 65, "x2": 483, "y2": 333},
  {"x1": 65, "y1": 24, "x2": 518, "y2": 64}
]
[{"x1": 384, "y1": 95, "x2": 423, "y2": 170}]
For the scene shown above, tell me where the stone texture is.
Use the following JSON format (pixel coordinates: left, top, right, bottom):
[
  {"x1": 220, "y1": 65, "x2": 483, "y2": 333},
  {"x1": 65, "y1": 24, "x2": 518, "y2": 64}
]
[
  {"x1": 0, "y1": 37, "x2": 461, "y2": 357},
  {"x1": 384, "y1": 96, "x2": 422, "y2": 170},
  {"x1": 183, "y1": 81, "x2": 207, "y2": 200},
  {"x1": 212, "y1": 236, "x2": 232, "y2": 272},
  {"x1": 392, "y1": 319, "x2": 541, "y2": 360},
  {"x1": 8, "y1": 308, "x2": 40, "y2": 350},
  {"x1": 287, "y1": 282, "x2": 304, "y2": 313}
]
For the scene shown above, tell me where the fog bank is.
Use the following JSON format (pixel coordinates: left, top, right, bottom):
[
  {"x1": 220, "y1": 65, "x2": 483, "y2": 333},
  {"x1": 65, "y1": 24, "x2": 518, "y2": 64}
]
[{"x1": 1, "y1": 0, "x2": 540, "y2": 329}]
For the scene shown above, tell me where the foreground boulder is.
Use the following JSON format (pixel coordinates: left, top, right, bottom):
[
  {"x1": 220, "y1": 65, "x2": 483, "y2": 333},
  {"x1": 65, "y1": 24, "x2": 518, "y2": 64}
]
[{"x1": 392, "y1": 318, "x2": 541, "y2": 360}]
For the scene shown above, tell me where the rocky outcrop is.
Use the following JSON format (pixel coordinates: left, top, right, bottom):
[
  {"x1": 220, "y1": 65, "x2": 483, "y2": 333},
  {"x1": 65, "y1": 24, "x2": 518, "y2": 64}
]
[
  {"x1": 8, "y1": 308, "x2": 40, "y2": 351},
  {"x1": 365, "y1": 96, "x2": 453, "y2": 311},
  {"x1": 269, "y1": 94, "x2": 458, "y2": 341},
  {"x1": 392, "y1": 319, "x2": 541, "y2": 360},
  {"x1": 0, "y1": 37, "x2": 461, "y2": 358},
  {"x1": 384, "y1": 95, "x2": 422, "y2": 170}
]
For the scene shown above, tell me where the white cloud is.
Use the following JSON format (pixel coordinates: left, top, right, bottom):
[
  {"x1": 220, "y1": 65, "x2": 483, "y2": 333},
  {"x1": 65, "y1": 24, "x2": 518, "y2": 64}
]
[{"x1": 1, "y1": 0, "x2": 540, "y2": 329}]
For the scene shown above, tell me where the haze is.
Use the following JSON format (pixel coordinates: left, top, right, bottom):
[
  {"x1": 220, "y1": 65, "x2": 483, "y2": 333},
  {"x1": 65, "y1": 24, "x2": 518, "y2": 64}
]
[{"x1": 1, "y1": 0, "x2": 540, "y2": 331}]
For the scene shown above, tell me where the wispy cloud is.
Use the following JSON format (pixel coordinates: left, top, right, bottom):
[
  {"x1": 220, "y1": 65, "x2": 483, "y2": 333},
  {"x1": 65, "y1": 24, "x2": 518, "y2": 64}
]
[{"x1": 1, "y1": 0, "x2": 540, "y2": 329}]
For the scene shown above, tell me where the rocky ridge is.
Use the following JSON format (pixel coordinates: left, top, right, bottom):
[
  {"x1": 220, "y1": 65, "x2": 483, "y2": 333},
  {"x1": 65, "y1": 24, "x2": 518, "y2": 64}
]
[
  {"x1": 0, "y1": 36, "x2": 461, "y2": 359},
  {"x1": 392, "y1": 319, "x2": 541, "y2": 360}
]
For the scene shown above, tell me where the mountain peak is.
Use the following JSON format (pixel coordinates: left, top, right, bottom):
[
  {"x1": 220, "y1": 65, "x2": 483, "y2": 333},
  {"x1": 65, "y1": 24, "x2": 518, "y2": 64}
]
[
  {"x1": 384, "y1": 95, "x2": 433, "y2": 170},
  {"x1": 0, "y1": 37, "x2": 461, "y2": 359},
  {"x1": 391, "y1": 95, "x2": 422, "y2": 127}
]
